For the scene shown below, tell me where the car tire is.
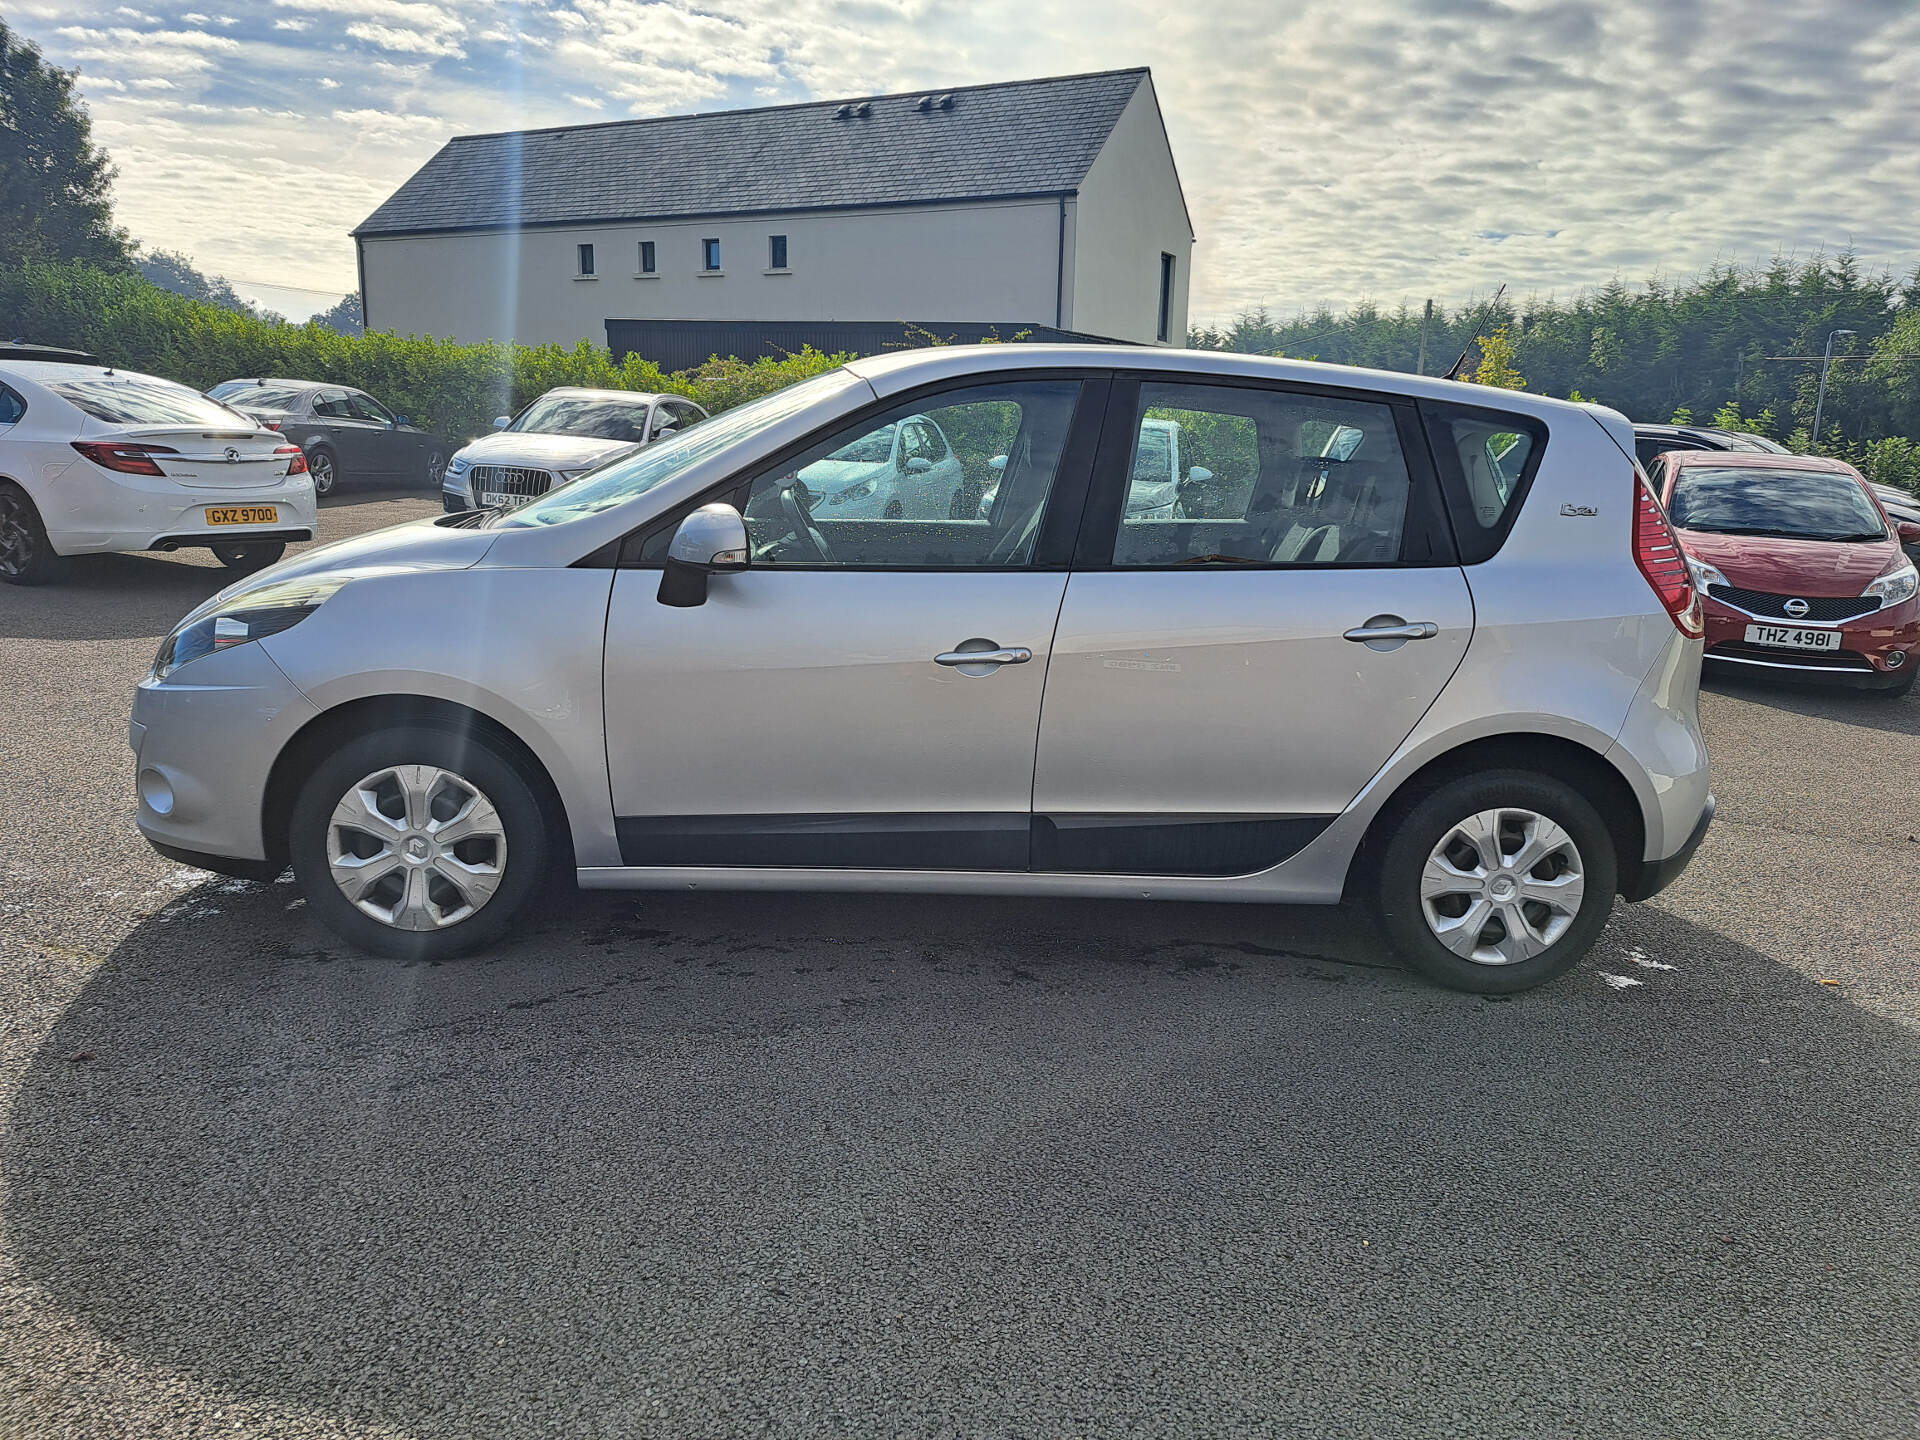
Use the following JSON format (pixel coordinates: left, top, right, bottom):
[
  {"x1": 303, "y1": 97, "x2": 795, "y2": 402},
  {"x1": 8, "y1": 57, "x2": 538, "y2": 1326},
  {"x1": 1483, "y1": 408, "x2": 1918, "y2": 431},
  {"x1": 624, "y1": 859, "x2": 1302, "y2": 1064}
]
[
  {"x1": 0, "y1": 481, "x2": 72, "y2": 586},
  {"x1": 210, "y1": 541, "x2": 286, "y2": 572},
  {"x1": 1372, "y1": 770, "x2": 1618, "y2": 994},
  {"x1": 424, "y1": 448, "x2": 447, "y2": 490},
  {"x1": 289, "y1": 724, "x2": 551, "y2": 961},
  {"x1": 307, "y1": 446, "x2": 339, "y2": 498}
]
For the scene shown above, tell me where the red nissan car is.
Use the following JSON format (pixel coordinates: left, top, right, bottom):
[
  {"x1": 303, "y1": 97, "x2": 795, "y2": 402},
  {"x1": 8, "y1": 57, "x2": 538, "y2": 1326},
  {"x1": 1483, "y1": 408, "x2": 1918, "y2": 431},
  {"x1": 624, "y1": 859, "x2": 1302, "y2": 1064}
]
[{"x1": 1646, "y1": 451, "x2": 1919, "y2": 697}]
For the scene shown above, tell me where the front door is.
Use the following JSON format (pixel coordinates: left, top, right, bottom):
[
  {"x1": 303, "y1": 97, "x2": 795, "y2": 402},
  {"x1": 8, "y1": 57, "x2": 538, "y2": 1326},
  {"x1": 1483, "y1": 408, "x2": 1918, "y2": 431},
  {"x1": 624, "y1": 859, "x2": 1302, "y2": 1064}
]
[
  {"x1": 1031, "y1": 376, "x2": 1477, "y2": 875},
  {"x1": 309, "y1": 390, "x2": 387, "y2": 477},
  {"x1": 602, "y1": 374, "x2": 1103, "y2": 870}
]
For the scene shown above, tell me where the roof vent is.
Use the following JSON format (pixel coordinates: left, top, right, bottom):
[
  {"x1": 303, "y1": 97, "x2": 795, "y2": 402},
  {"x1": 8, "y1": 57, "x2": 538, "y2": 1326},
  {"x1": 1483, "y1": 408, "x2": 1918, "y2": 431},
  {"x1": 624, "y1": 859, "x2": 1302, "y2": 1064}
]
[
  {"x1": 937, "y1": 93, "x2": 955, "y2": 110},
  {"x1": 833, "y1": 103, "x2": 852, "y2": 119},
  {"x1": 915, "y1": 95, "x2": 933, "y2": 112},
  {"x1": 855, "y1": 101, "x2": 872, "y2": 118}
]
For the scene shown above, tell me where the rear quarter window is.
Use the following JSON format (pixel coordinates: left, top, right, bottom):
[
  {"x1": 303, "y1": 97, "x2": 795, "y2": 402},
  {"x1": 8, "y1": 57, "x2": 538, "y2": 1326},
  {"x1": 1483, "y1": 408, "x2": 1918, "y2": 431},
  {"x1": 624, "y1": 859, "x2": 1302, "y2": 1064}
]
[{"x1": 1420, "y1": 401, "x2": 1549, "y2": 564}]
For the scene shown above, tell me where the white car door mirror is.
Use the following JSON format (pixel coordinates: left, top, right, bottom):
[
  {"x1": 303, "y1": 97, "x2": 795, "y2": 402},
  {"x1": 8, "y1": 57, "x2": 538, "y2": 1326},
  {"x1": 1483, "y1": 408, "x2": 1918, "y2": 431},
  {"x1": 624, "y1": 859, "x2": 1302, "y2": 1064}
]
[
  {"x1": 492, "y1": 415, "x2": 511, "y2": 430},
  {"x1": 988, "y1": 455, "x2": 1008, "y2": 473},
  {"x1": 905, "y1": 456, "x2": 934, "y2": 474},
  {"x1": 1187, "y1": 465, "x2": 1214, "y2": 484},
  {"x1": 658, "y1": 503, "x2": 750, "y2": 608}
]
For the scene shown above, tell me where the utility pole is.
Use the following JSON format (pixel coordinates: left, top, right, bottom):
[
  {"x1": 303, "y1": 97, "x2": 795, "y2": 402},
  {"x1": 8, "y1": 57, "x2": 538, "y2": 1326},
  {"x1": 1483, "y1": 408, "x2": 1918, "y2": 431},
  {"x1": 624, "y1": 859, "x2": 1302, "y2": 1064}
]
[
  {"x1": 1416, "y1": 298, "x2": 1433, "y2": 376},
  {"x1": 1811, "y1": 328, "x2": 1856, "y2": 447}
]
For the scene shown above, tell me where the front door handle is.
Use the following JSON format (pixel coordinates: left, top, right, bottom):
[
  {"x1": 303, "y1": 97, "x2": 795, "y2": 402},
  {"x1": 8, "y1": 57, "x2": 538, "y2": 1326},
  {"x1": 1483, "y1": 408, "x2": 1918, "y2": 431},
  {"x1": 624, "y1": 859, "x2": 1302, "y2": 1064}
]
[
  {"x1": 1342, "y1": 620, "x2": 1438, "y2": 642},
  {"x1": 934, "y1": 645, "x2": 1033, "y2": 667}
]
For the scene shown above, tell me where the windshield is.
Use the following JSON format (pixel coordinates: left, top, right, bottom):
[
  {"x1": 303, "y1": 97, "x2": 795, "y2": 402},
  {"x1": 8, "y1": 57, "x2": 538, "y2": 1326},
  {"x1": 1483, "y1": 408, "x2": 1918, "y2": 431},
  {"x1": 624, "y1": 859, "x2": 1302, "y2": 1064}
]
[
  {"x1": 1669, "y1": 467, "x2": 1886, "y2": 541},
  {"x1": 48, "y1": 376, "x2": 254, "y2": 429},
  {"x1": 502, "y1": 369, "x2": 857, "y2": 528},
  {"x1": 512, "y1": 395, "x2": 654, "y2": 443}
]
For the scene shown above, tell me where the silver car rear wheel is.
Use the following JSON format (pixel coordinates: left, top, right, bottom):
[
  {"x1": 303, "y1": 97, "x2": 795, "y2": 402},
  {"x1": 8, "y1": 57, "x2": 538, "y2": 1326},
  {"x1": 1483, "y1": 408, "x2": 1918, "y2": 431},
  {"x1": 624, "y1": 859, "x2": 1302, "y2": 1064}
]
[
  {"x1": 1419, "y1": 807, "x2": 1585, "y2": 965},
  {"x1": 325, "y1": 763, "x2": 508, "y2": 931}
]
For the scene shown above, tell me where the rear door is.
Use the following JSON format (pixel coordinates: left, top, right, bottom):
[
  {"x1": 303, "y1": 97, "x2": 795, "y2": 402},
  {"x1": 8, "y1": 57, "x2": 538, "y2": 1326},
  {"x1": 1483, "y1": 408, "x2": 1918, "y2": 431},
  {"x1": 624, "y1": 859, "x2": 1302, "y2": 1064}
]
[
  {"x1": 600, "y1": 373, "x2": 1105, "y2": 870},
  {"x1": 311, "y1": 390, "x2": 385, "y2": 476},
  {"x1": 1030, "y1": 375, "x2": 1474, "y2": 875}
]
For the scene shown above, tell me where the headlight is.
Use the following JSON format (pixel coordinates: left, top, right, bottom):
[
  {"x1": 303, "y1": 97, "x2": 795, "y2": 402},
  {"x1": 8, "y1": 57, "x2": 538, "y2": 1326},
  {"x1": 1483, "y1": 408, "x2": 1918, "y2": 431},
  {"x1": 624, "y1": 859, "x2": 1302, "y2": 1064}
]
[
  {"x1": 151, "y1": 572, "x2": 358, "y2": 680},
  {"x1": 1865, "y1": 558, "x2": 1918, "y2": 608},
  {"x1": 827, "y1": 481, "x2": 873, "y2": 505},
  {"x1": 446, "y1": 456, "x2": 471, "y2": 478},
  {"x1": 1687, "y1": 556, "x2": 1730, "y2": 590}
]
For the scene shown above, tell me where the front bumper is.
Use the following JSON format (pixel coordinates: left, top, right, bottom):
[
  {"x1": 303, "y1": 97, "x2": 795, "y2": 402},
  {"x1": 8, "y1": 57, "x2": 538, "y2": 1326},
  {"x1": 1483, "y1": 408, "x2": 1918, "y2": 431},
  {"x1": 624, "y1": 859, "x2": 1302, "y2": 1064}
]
[
  {"x1": 1701, "y1": 598, "x2": 1917, "y2": 691},
  {"x1": 130, "y1": 641, "x2": 319, "y2": 864}
]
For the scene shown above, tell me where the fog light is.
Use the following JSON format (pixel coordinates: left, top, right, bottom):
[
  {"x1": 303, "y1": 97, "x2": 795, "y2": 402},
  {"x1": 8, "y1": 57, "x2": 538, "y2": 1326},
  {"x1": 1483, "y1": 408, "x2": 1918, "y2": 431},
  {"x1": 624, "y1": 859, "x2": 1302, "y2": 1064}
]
[
  {"x1": 1888, "y1": 650, "x2": 1908, "y2": 669},
  {"x1": 138, "y1": 767, "x2": 175, "y2": 816}
]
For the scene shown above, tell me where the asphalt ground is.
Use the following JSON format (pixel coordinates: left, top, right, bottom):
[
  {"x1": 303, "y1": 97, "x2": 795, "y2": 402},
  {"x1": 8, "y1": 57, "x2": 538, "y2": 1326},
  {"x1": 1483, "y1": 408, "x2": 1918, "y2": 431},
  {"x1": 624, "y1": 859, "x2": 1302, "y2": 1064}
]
[{"x1": 3, "y1": 488, "x2": 1918, "y2": 1438}]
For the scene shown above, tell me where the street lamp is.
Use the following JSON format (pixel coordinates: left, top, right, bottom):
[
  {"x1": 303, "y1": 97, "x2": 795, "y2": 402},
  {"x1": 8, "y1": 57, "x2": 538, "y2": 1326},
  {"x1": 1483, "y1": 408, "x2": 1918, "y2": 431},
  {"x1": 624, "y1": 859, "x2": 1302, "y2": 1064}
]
[{"x1": 1811, "y1": 328, "x2": 1856, "y2": 448}]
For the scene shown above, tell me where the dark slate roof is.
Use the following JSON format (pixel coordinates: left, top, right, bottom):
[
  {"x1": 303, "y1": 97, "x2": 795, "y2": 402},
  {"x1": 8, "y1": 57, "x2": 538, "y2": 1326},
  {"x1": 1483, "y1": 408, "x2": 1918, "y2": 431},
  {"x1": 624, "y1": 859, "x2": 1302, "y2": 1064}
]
[{"x1": 354, "y1": 69, "x2": 1149, "y2": 237}]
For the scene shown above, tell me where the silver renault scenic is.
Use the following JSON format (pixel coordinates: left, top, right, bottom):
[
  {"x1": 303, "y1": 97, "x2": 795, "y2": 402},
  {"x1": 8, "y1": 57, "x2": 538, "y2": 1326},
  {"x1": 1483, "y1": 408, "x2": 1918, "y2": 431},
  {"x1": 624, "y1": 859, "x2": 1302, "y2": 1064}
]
[{"x1": 130, "y1": 346, "x2": 1712, "y2": 993}]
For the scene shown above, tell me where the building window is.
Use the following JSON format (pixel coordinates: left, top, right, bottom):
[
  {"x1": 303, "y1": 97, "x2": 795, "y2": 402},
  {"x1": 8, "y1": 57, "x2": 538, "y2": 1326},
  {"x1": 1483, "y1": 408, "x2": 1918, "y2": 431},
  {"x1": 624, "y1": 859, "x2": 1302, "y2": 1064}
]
[
  {"x1": 769, "y1": 234, "x2": 788, "y2": 270},
  {"x1": 638, "y1": 240, "x2": 656, "y2": 274},
  {"x1": 1157, "y1": 252, "x2": 1175, "y2": 343},
  {"x1": 577, "y1": 242, "x2": 596, "y2": 277},
  {"x1": 702, "y1": 237, "x2": 721, "y2": 272}
]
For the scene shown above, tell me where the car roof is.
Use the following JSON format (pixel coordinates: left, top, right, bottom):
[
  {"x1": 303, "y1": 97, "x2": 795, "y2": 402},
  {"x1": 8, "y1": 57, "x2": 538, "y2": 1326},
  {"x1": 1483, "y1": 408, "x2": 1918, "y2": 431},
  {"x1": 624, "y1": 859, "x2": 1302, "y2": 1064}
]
[
  {"x1": 214, "y1": 378, "x2": 340, "y2": 393},
  {"x1": 535, "y1": 387, "x2": 666, "y2": 403},
  {"x1": 0, "y1": 361, "x2": 182, "y2": 385},
  {"x1": 843, "y1": 344, "x2": 1624, "y2": 428},
  {"x1": 1663, "y1": 450, "x2": 1863, "y2": 478}
]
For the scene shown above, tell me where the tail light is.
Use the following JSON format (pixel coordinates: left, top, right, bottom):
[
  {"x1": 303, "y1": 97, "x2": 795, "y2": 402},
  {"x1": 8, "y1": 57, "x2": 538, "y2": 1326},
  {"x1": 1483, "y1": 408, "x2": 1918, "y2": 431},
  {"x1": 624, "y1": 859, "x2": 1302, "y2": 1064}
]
[
  {"x1": 72, "y1": 441, "x2": 178, "y2": 476},
  {"x1": 263, "y1": 420, "x2": 283, "y2": 431},
  {"x1": 1633, "y1": 474, "x2": 1703, "y2": 638},
  {"x1": 276, "y1": 445, "x2": 309, "y2": 475}
]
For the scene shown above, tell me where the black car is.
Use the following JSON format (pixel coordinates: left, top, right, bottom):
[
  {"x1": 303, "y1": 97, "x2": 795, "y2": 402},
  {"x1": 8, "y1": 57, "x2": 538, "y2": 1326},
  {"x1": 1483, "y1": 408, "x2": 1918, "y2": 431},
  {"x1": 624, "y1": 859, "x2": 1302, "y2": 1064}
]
[
  {"x1": 206, "y1": 378, "x2": 449, "y2": 496},
  {"x1": 1631, "y1": 422, "x2": 1789, "y2": 470}
]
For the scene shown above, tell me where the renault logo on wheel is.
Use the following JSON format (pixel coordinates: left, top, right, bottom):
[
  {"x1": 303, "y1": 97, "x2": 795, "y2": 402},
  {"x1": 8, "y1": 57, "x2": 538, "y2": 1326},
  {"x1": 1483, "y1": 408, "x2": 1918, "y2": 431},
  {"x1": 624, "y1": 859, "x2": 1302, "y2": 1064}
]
[
  {"x1": 1784, "y1": 597, "x2": 1810, "y2": 618},
  {"x1": 224, "y1": 446, "x2": 240, "y2": 463}
]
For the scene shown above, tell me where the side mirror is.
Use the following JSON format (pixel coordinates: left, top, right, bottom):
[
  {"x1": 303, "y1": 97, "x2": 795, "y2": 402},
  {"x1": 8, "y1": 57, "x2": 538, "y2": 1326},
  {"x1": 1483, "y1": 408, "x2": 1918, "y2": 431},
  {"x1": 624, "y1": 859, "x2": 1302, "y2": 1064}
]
[
  {"x1": 391, "y1": 414, "x2": 409, "y2": 428},
  {"x1": 650, "y1": 423, "x2": 677, "y2": 443},
  {"x1": 988, "y1": 455, "x2": 1008, "y2": 473},
  {"x1": 1899, "y1": 519, "x2": 1920, "y2": 546},
  {"x1": 1186, "y1": 465, "x2": 1214, "y2": 485},
  {"x1": 492, "y1": 415, "x2": 511, "y2": 430},
  {"x1": 658, "y1": 503, "x2": 749, "y2": 608},
  {"x1": 905, "y1": 456, "x2": 934, "y2": 474}
]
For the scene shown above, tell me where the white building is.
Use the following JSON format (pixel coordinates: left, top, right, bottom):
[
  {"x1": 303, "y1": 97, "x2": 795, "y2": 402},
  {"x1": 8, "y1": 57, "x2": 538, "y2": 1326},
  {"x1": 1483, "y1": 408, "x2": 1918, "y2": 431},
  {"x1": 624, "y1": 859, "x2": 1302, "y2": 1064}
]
[{"x1": 353, "y1": 69, "x2": 1193, "y2": 366}]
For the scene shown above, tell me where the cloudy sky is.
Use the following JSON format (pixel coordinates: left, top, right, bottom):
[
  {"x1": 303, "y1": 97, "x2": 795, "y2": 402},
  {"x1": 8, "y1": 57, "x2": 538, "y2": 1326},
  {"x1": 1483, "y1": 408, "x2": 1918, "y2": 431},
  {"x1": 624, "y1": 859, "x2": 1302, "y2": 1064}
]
[{"x1": 14, "y1": 0, "x2": 1920, "y2": 324}]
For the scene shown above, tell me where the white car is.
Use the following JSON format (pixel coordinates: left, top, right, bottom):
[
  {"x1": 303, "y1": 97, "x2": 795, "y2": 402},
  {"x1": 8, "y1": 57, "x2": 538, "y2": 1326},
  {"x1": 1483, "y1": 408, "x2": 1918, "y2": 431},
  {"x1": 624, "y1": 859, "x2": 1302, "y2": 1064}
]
[
  {"x1": 444, "y1": 387, "x2": 708, "y2": 512},
  {"x1": 795, "y1": 413, "x2": 970, "y2": 519},
  {"x1": 0, "y1": 361, "x2": 316, "y2": 585}
]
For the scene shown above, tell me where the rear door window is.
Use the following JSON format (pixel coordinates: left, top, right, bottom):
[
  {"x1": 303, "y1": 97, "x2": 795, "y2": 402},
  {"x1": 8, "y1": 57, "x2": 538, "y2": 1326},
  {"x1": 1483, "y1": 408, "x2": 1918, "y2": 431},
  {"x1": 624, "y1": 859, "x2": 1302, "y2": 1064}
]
[{"x1": 1098, "y1": 380, "x2": 1442, "y2": 567}]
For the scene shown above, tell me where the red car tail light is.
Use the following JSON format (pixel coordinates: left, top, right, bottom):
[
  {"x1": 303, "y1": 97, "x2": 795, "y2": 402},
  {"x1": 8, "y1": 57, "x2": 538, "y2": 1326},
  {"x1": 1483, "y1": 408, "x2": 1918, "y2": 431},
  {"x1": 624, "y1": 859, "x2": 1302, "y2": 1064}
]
[
  {"x1": 1633, "y1": 474, "x2": 1703, "y2": 638},
  {"x1": 263, "y1": 419, "x2": 283, "y2": 431},
  {"x1": 275, "y1": 445, "x2": 309, "y2": 475},
  {"x1": 71, "y1": 441, "x2": 179, "y2": 476}
]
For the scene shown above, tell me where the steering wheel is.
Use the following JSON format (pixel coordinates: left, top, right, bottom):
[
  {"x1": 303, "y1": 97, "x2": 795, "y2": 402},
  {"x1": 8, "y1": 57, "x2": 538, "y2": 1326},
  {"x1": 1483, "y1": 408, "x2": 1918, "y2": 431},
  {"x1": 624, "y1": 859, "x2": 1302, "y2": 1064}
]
[{"x1": 778, "y1": 482, "x2": 837, "y2": 563}]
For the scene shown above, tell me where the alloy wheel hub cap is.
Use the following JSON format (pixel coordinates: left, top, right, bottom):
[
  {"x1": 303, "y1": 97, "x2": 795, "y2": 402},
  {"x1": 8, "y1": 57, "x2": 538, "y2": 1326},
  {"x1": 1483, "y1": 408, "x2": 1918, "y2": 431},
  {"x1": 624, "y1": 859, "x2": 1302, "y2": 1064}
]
[
  {"x1": 324, "y1": 764, "x2": 507, "y2": 931},
  {"x1": 1418, "y1": 806, "x2": 1586, "y2": 966}
]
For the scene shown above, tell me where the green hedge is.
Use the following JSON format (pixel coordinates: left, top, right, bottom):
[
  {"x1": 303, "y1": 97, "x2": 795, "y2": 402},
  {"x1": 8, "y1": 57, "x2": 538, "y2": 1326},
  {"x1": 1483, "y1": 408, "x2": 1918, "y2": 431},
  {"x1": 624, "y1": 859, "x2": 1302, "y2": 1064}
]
[{"x1": 0, "y1": 260, "x2": 850, "y2": 441}]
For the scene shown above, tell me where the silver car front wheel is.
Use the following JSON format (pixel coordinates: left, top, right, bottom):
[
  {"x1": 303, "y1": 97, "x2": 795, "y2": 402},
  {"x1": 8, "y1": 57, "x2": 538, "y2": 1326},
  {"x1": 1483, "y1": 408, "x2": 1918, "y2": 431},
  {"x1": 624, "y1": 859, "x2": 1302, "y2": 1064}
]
[
  {"x1": 290, "y1": 725, "x2": 551, "y2": 959},
  {"x1": 1419, "y1": 807, "x2": 1585, "y2": 965},
  {"x1": 326, "y1": 764, "x2": 508, "y2": 930}
]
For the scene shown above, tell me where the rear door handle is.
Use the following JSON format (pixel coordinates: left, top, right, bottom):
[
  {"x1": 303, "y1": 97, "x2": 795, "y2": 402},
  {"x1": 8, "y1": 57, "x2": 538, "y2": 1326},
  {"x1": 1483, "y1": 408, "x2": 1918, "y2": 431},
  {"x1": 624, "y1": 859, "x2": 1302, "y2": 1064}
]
[
  {"x1": 934, "y1": 646, "x2": 1033, "y2": 667},
  {"x1": 1343, "y1": 618, "x2": 1439, "y2": 649}
]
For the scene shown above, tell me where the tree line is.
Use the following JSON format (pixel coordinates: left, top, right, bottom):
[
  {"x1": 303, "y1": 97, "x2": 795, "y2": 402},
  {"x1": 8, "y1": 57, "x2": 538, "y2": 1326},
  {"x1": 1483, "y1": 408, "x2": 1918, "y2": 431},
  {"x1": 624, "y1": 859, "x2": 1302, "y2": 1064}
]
[{"x1": 1190, "y1": 254, "x2": 1920, "y2": 490}]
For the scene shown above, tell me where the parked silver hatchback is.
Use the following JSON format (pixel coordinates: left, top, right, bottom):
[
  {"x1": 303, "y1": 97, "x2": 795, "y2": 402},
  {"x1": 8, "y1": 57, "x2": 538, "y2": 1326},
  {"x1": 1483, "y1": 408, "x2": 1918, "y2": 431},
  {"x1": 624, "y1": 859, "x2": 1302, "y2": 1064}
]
[{"x1": 130, "y1": 346, "x2": 1713, "y2": 992}]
